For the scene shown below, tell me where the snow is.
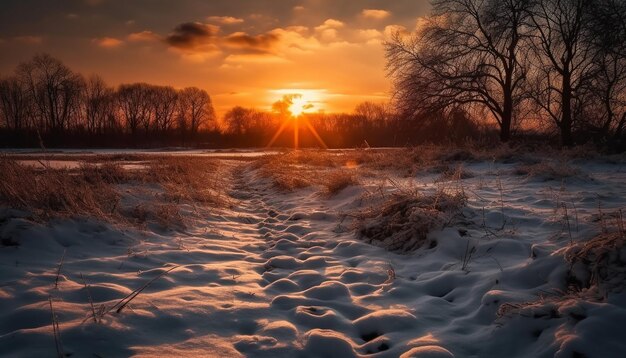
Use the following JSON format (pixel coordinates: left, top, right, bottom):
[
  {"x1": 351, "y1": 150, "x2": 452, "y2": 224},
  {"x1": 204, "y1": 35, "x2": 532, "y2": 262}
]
[
  {"x1": 3, "y1": 148, "x2": 281, "y2": 157},
  {"x1": 1, "y1": 152, "x2": 626, "y2": 357}
]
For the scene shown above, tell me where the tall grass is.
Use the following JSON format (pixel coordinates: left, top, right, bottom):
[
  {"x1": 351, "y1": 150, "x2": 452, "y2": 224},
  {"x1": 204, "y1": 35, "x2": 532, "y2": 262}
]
[
  {"x1": 0, "y1": 158, "x2": 121, "y2": 219},
  {"x1": 0, "y1": 156, "x2": 227, "y2": 225}
]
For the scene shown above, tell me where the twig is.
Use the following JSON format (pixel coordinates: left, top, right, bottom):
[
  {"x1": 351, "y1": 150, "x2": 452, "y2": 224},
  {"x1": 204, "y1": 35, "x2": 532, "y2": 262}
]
[
  {"x1": 461, "y1": 239, "x2": 476, "y2": 272},
  {"x1": 49, "y1": 297, "x2": 64, "y2": 358},
  {"x1": 54, "y1": 249, "x2": 67, "y2": 289},
  {"x1": 107, "y1": 265, "x2": 180, "y2": 314},
  {"x1": 562, "y1": 203, "x2": 573, "y2": 245},
  {"x1": 496, "y1": 175, "x2": 507, "y2": 230},
  {"x1": 80, "y1": 273, "x2": 97, "y2": 323}
]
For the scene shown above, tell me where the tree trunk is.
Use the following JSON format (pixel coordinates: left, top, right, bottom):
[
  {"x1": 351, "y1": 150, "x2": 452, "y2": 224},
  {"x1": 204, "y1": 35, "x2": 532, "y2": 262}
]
[
  {"x1": 561, "y1": 74, "x2": 574, "y2": 147},
  {"x1": 500, "y1": 93, "x2": 513, "y2": 142}
]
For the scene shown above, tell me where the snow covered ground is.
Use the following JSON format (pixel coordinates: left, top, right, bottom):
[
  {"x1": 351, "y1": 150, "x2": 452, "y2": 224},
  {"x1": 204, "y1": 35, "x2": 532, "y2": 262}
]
[{"x1": 0, "y1": 150, "x2": 625, "y2": 357}]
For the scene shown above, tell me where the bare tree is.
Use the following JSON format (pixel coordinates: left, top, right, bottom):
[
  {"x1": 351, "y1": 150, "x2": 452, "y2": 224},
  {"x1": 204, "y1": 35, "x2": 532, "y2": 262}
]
[
  {"x1": 222, "y1": 106, "x2": 254, "y2": 135},
  {"x1": 526, "y1": 0, "x2": 596, "y2": 146},
  {"x1": 386, "y1": 0, "x2": 531, "y2": 142},
  {"x1": 83, "y1": 75, "x2": 114, "y2": 135},
  {"x1": 16, "y1": 54, "x2": 84, "y2": 135},
  {"x1": 117, "y1": 83, "x2": 152, "y2": 137},
  {"x1": 0, "y1": 75, "x2": 30, "y2": 130},
  {"x1": 354, "y1": 101, "x2": 390, "y2": 129},
  {"x1": 152, "y1": 86, "x2": 178, "y2": 133},
  {"x1": 584, "y1": 0, "x2": 626, "y2": 140},
  {"x1": 179, "y1": 87, "x2": 215, "y2": 135}
]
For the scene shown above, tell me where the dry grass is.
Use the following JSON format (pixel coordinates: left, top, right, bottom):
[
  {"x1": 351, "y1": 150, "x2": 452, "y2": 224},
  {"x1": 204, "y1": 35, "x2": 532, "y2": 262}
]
[
  {"x1": 513, "y1": 161, "x2": 583, "y2": 181},
  {"x1": 0, "y1": 158, "x2": 121, "y2": 219},
  {"x1": 564, "y1": 228, "x2": 626, "y2": 296},
  {"x1": 146, "y1": 156, "x2": 226, "y2": 205},
  {"x1": 498, "y1": 211, "x2": 625, "y2": 320},
  {"x1": 434, "y1": 164, "x2": 474, "y2": 182},
  {"x1": 356, "y1": 188, "x2": 467, "y2": 252},
  {"x1": 253, "y1": 151, "x2": 359, "y2": 195},
  {"x1": 320, "y1": 170, "x2": 359, "y2": 196},
  {"x1": 0, "y1": 156, "x2": 227, "y2": 226},
  {"x1": 344, "y1": 149, "x2": 425, "y2": 176},
  {"x1": 252, "y1": 144, "x2": 606, "y2": 186},
  {"x1": 253, "y1": 150, "x2": 339, "y2": 169},
  {"x1": 495, "y1": 291, "x2": 578, "y2": 320}
]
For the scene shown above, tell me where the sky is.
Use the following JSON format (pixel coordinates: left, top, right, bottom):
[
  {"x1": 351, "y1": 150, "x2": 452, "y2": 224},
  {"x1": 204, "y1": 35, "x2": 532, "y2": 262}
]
[{"x1": 0, "y1": 0, "x2": 430, "y2": 115}]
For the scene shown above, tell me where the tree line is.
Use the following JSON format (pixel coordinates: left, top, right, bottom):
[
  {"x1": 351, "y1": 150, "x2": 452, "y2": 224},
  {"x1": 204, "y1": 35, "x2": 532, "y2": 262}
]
[
  {"x1": 0, "y1": 53, "x2": 482, "y2": 148},
  {"x1": 0, "y1": 54, "x2": 216, "y2": 147},
  {"x1": 385, "y1": 0, "x2": 626, "y2": 147}
]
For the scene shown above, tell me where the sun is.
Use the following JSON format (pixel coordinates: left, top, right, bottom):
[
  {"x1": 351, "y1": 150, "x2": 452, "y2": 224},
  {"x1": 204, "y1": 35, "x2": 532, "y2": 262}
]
[
  {"x1": 270, "y1": 89, "x2": 325, "y2": 117},
  {"x1": 267, "y1": 90, "x2": 328, "y2": 149},
  {"x1": 288, "y1": 96, "x2": 310, "y2": 117}
]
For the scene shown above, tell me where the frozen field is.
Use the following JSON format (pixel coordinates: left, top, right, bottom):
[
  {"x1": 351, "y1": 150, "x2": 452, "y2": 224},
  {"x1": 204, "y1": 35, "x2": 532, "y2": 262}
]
[{"x1": 0, "y1": 149, "x2": 625, "y2": 357}]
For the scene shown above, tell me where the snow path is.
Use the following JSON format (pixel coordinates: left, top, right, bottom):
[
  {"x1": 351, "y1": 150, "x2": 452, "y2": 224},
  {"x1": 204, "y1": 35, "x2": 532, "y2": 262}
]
[
  {"x1": 0, "y1": 162, "x2": 419, "y2": 357},
  {"x1": 2, "y1": 159, "x2": 626, "y2": 357}
]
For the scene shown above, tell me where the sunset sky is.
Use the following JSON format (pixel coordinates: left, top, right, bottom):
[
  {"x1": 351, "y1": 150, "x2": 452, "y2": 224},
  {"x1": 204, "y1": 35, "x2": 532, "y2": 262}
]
[{"x1": 0, "y1": 0, "x2": 430, "y2": 115}]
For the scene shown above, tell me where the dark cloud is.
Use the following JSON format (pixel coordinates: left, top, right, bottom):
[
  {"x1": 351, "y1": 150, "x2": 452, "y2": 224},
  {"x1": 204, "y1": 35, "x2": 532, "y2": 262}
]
[
  {"x1": 165, "y1": 22, "x2": 219, "y2": 50},
  {"x1": 223, "y1": 32, "x2": 280, "y2": 54}
]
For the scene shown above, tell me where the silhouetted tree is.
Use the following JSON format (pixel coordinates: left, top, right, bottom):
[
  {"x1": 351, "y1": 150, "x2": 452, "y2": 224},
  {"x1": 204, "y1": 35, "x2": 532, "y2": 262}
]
[
  {"x1": 178, "y1": 87, "x2": 215, "y2": 135},
  {"x1": 222, "y1": 106, "x2": 254, "y2": 135},
  {"x1": 584, "y1": 0, "x2": 626, "y2": 140},
  {"x1": 16, "y1": 54, "x2": 84, "y2": 136},
  {"x1": 82, "y1": 75, "x2": 114, "y2": 135},
  {"x1": 117, "y1": 83, "x2": 152, "y2": 138},
  {"x1": 386, "y1": 0, "x2": 532, "y2": 142},
  {"x1": 526, "y1": 0, "x2": 596, "y2": 146},
  {"x1": 0, "y1": 75, "x2": 30, "y2": 130}
]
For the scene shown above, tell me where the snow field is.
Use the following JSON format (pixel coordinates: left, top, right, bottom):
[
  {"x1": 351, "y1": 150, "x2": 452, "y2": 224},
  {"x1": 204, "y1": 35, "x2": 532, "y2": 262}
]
[{"x1": 0, "y1": 153, "x2": 625, "y2": 357}]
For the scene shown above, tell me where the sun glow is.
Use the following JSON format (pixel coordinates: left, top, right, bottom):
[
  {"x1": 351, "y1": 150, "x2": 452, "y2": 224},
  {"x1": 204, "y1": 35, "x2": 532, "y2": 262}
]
[
  {"x1": 267, "y1": 89, "x2": 329, "y2": 150},
  {"x1": 270, "y1": 89, "x2": 325, "y2": 116},
  {"x1": 289, "y1": 96, "x2": 310, "y2": 117}
]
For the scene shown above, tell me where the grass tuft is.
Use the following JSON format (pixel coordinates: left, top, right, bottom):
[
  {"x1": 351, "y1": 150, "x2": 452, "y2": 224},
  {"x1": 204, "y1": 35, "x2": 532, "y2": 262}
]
[
  {"x1": 321, "y1": 170, "x2": 359, "y2": 196},
  {"x1": 513, "y1": 161, "x2": 583, "y2": 181},
  {"x1": 356, "y1": 188, "x2": 466, "y2": 252}
]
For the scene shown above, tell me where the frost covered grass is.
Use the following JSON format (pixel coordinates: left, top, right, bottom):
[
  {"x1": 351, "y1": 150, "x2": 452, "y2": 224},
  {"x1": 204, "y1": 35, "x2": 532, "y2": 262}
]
[
  {"x1": 355, "y1": 184, "x2": 467, "y2": 252},
  {"x1": 513, "y1": 160, "x2": 585, "y2": 181},
  {"x1": 565, "y1": 213, "x2": 626, "y2": 296},
  {"x1": 321, "y1": 170, "x2": 359, "y2": 196}
]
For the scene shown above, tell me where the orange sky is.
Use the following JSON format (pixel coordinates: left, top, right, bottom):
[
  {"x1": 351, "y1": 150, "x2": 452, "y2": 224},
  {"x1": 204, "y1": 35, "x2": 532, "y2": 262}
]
[{"x1": 0, "y1": 0, "x2": 430, "y2": 115}]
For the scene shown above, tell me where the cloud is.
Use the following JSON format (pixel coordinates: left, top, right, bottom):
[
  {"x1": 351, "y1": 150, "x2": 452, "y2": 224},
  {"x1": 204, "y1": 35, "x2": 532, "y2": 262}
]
[
  {"x1": 92, "y1": 37, "x2": 123, "y2": 48},
  {"x1": 384, "y1": 24, "x2": 410, "y2": 38},
  {"x1": 356, "y1": 29, "x2": 383, "y2": 44},
  {"x1": 207, "y1": 16, "x2": 244, "y2": 25},
  {"x1": 127, "y1": 30, "x2": 160, "y2": 42},
  {"x1": 165, "y1": 22, "x2": 220, "y2": 50},
  {"x1": 315, "y1": 19, "x2": 345, "y2": 42},
  {"x1": 362, "y1": 9, "x2": 391, "y2": 20},
  {"x1": 317, "y1": 19, "x2": 344, "y2": 29},
  {"x1": 269, "y1": 27, "x2": 319, "y2": 54},
  {"x1": 223, "y1": 32, "x2": 280, "y2": 54},
  {"x1": 161, "y1": 15, "x2": 389, "y2": 64},
  {"x1": 14, "y1": 35, "x2": 43, "y2": 44},
  {"x1": 163, "y1": 21, "x2": 321, "y2": 61},
  {"x1": 224, "y1": 54, "x2": 289, "y2": 65}
]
